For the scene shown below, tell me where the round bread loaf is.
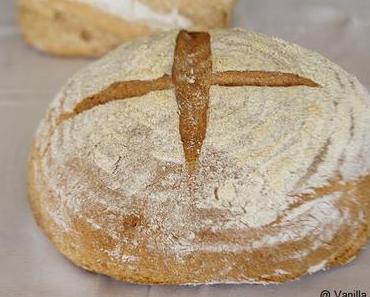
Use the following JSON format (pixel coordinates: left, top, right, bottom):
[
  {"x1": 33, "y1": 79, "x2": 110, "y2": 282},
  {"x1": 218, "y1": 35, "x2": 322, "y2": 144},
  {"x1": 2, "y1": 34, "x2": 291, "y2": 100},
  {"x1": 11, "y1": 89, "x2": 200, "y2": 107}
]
[
  {"x1": 28, "y1": 29, "x2": 370, "y2": 284},
  {"x1": 18, "y1": 0, "x2": 235, "y2": 57}
]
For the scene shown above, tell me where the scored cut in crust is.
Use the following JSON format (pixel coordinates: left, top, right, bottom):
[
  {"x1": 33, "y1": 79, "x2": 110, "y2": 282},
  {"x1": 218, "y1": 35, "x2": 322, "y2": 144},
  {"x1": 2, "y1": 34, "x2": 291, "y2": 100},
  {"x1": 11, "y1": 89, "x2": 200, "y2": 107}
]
[{"x1": 28, "y1": 29, "x2": 370, "y2": 284}]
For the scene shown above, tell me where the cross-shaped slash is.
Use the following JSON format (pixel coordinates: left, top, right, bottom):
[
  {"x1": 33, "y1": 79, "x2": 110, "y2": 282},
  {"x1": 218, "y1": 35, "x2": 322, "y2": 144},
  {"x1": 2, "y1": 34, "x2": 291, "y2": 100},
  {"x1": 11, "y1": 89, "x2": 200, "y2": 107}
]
[{"x1": 61, "y1": 30, "x2": 320, "y2": 173}]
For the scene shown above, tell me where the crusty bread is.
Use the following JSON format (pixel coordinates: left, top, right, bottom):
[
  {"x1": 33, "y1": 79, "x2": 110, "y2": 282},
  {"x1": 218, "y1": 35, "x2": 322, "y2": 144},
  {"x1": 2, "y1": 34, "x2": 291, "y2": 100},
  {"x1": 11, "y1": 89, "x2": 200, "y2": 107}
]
[
  {"x1": 28, "y1": 29, "x2": 370, "y2": 284},
  {"x1": 18, "y1": 0, "x2": 236, "y2": 57}
]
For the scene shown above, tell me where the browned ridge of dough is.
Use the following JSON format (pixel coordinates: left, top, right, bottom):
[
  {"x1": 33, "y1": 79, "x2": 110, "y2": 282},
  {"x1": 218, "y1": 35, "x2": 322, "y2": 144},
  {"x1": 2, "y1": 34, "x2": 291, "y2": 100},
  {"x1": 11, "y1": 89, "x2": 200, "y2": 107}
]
[
  {"x1": 212, "y1": 70, "x2": 320, "y2": 87},
  {"x1": 74, "y1": 74, "x2": 173, "y2": 114},
  {"x1": 57, "y1": 30, "x2": 320, "y2": 171},
  {"x1": 172, "y1": 30, "x2": 212, "y2": 171}
]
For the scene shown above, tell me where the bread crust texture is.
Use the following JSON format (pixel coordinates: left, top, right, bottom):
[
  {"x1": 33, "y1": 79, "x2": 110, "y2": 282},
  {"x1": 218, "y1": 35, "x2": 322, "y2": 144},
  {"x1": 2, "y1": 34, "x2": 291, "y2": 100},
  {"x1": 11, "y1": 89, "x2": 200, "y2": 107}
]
[
  {"x1": 28, "y1": 29, "x2": 370, "y2": 284},
  {"x1": 18, "y1": 0, "x2": 236, "y2": 57}
]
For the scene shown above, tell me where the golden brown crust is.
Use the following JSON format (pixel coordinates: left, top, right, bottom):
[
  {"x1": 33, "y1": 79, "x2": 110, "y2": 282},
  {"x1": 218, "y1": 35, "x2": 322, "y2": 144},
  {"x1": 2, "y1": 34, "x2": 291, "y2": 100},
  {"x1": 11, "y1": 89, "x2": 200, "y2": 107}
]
[
  {"x1": 62, "y1": 69, "x2": 319, "y2": 123},
  {"x1": 28, "y1": 144, "x2": 370, "y2": 284},
  {"x1": 66, "y1": 74, "x2": 173, "y2": 119},
  {"x1": 212, "y1": 70, "x2": 320, "y2": 87},
  {"x1": 172, "y1": 31, "x2": 212, "y2": 170}
]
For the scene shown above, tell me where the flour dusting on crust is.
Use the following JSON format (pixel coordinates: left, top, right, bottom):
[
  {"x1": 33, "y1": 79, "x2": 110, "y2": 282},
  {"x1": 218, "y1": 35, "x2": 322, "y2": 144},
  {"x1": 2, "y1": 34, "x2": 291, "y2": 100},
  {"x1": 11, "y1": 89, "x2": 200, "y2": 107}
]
[
  {"x1": 31, "y1": 29, "x2": 370, "y2": 283},
  {"x1": 71, "y1": 0, "x2": 192, "y2": 29}
]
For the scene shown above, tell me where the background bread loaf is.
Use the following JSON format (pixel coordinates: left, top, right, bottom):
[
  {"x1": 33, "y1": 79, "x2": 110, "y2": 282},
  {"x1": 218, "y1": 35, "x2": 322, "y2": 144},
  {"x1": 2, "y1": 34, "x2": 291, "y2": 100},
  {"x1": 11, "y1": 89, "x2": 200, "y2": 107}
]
[{"x1": 18, "y1": 0, "x2": 236, "y2": 57}]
